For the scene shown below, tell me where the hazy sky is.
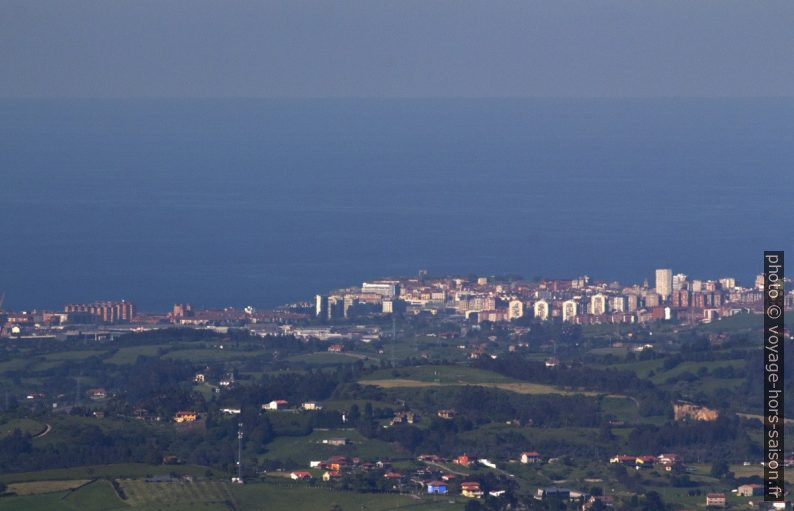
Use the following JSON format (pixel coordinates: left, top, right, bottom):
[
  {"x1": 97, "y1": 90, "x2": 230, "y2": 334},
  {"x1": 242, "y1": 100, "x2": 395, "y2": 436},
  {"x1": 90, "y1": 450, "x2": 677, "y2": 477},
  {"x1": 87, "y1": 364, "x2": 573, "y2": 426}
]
[{"x1": 2, "y1": 1, "x2": 793, "y2": 98}]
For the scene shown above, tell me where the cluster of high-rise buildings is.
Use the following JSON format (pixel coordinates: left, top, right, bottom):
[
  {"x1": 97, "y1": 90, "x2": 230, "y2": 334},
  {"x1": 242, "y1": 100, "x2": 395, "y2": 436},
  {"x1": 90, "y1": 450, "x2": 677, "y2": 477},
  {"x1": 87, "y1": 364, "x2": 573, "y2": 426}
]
[
  {"x1": 314, "y1": 269, "x2": 791, "y2": 325},
  {"x1": 0, "y1": 300, "x2": 138, "y2": 339},
  {"x1": 0, "y1": 268, "x2": 790, "y2": 341},
  {"x1": 63, "y1": 300, "x2": 136, "y2": 323}
]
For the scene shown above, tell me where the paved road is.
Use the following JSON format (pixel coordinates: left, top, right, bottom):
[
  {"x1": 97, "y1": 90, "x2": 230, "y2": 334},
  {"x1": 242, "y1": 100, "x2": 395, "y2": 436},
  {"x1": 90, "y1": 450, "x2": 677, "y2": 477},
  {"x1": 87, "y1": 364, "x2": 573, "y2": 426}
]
[
  {"x1": 422, "y1": 460, "x2": 467, "y2": 476},
  {"x1": 33, "y1": 423, "x2": 52, "y2": 438}
]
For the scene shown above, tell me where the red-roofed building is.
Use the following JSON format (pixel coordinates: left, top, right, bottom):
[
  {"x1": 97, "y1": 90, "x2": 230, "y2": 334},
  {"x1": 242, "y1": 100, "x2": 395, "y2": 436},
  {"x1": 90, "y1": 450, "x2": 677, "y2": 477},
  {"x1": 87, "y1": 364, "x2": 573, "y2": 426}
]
[
  {"x1": 461, "y1": 481, "x2": 483, "y2": 498},
  {"x1": 521, "y1": 451, "x2": 541, "y2": 464},
  {"x1": 706, "y1": 493, "x2": 725, "y2": 508},
  {"x1": 174, "y1": 411, "x2": 198, "y2": 423},
  {"x1": 454, "y1": 454, "x2": 472, "y2": 467},
  {"x1": 263, "y1": 400, "x2": 288, "y2": 410}
]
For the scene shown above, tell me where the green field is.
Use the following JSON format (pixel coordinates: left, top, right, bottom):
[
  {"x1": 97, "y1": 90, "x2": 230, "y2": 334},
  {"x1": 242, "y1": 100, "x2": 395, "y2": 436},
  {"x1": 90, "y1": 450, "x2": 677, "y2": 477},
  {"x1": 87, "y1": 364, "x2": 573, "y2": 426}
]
[
  {"x1": 105, "y1": 345, "x2": 169, "y2": 365},
  {"x1": 261, "y1": 428, "x2": 405, "y2": 465},
  {"x1": 6, "y1": 479, "x2": 91, "y2": 496},
  {"x1": 287, "y1": 352, "x2": 370, "y2": 366},
  {"x1": 0, "y1": 480, "x2": 124, "y2": 511},
  {"x1": 589, "y1": 358, "x2": 664, "y2": 378},
  {"x1": 0, "y1": 464, "x2": 214, "y2": 484},
  {"x1": 694, "y1": 312, "x2": 762, "y2": 332},
  {"x1": 360, "y1": 365, "x2": 634, "y2": 400},
  {"x1": 162, "y1": 348, "x2": 268, "y2": 362},
  {"x1": 232, "y1": 482, "x2": 464, "y2": 511},
  {"x1": 119, "y1": 479, "x2": 234, "y2": 508},
  {"x1": 650, "y1": 359, "x2": 746, "y2": 384},
  {"x1": 42, "y1": 350, "x2": 107, "y2": 361},
  {"x1": 362, "y1": 365, "x2": 515, "y2": 385},
  {"x1": 0, "y1": 418, "x2": 46, "y2": 438},
  {"x1": 0, "y1": 477, "x2": 464, "y2": 511},
  {"x1": 363, "y1": 378, "x2": 615, "y2": 398}
]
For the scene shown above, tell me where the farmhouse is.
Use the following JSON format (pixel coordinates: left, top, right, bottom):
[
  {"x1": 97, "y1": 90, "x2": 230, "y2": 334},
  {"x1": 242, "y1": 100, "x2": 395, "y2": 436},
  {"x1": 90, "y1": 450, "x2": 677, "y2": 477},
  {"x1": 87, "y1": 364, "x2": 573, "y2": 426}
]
[
  {"x1": 88, "y1": 387, "x2": 107, "y2": 400},
  {"x1": 657, "y1": 453, "x2": 681, "y2": 466},
  {"x1": 426, "y1": 481, "x2": 447, "y2": 494},
  {"x1": 461, "y1": 481, "x2": 483, "y2": 498},
  {"x1": 290, "y1": 471, "x2": 312, "y2": 481},
  {"x1": 521, "y1": 451, "x2": 541, "y2": 464},
  {"x1": 262, "y1": 400, "x2": 288, "y2": 410},
  {"x1": 454, "y1": 454, "x2": 472, "y2": 467},
  {"x1": 174, "y1": 411, "x2": 198, "y2": 423},
  {"x1": 705, "y1": 493, "x2": 726, "y2": 508},
  {"x1": 535, "y1": 487, "x2": 571, "y2": 501},
  {"x1": 736, "y1": 484, "x2": 763, "y2": 497},
  {"x1": 674, "y1": 401, "x2": 719, "y2": 422},
  {"x1": 301, "y1": 401, "x2": 322, "y2": 411},
  {"x1": 391, "y1": 411, "x2": 416, "y2": 425},
  {"x1": 437, "y1": 409, "x2": 456, "y2": 420}
]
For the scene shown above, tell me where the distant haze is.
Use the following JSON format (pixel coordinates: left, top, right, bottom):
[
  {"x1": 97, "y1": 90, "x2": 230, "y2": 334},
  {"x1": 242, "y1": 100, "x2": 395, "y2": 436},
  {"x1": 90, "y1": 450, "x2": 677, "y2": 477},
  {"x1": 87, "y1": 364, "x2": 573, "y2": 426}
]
[{"x1": 1, "y1": 1, "x2": 794, "y2": 98}]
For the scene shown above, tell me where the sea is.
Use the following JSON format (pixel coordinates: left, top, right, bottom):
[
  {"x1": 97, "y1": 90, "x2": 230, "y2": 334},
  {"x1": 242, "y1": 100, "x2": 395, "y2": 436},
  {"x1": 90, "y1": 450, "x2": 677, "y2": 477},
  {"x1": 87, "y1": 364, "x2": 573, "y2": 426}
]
[{"x1": 1, "y1": 98, "x2": 792, "y2": 311}]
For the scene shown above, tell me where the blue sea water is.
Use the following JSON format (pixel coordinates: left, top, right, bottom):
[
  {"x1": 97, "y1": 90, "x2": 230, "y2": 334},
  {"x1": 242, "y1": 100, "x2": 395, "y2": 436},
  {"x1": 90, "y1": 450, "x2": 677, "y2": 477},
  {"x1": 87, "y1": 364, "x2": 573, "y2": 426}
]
[{"x1": 0, "y1": 98, "x2": 792, "y2": 311}]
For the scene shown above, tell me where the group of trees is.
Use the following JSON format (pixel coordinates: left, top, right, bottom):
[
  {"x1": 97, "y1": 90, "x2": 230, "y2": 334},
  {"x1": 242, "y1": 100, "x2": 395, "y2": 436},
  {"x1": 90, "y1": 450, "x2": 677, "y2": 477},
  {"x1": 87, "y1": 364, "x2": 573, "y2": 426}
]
[{"x1": 627, "y1": 416, "x2": 759, "y2": 460}]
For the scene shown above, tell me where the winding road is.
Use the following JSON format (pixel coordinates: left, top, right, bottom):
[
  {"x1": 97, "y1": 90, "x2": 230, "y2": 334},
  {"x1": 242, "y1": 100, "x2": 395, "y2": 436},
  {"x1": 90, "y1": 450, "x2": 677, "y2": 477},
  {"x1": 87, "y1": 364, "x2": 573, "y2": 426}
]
[{"x1": 33, "y1": 423, "x2": 52, "y2": 438}]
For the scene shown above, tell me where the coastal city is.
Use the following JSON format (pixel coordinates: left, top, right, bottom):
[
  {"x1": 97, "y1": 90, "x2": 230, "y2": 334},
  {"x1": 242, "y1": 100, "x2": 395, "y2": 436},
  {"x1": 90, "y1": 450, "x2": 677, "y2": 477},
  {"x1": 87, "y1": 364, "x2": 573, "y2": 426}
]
[{"x1": 1, "y1": 268, "x2": 790, "y2": 340}]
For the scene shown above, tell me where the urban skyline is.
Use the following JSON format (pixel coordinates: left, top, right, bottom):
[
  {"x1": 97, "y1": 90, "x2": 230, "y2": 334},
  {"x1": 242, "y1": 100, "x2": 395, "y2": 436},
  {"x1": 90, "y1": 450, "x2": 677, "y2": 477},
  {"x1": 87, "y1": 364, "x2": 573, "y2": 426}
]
[{"x1": 2, "y1": 266, "x2": 790, "y2": 340}]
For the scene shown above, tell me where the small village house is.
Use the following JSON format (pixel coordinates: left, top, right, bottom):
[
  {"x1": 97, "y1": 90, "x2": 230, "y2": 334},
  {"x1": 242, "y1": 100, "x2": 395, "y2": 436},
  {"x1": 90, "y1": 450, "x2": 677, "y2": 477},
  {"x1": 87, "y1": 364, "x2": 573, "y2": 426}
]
[
  {"x1": 454, "y1": 454, "x2": 471, "y2": 467},
  {"x1": 736, "y1": 484, "x2": 763, "y2": 497},
  {"x1": 706, "y1": 493, "x2": 726, "y2": 508},
  {"x1": 426, "y1": 481, "x2": 447, "y2": 494},
  {"x1": 521, "y1": 451, "x2": 541, "y2": 464},
  {"x1": 536, "y1": 487, "x2": 571, "y2": 501},
  {"x1": 262, "y1": 400, "x2": 288, "y2": 410},
  {"x1": 461, "y1": 481, "x2": 483, "y2": 498},
  {"x1": 174, "y1": 411, "x2": 198, "y2": 423},
  {"x1": 437, "y1": 409, "x2": 456, "y2": 420},
  {"x1": 88, "y1": 387, "x2": 107, "y2": 400}
]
